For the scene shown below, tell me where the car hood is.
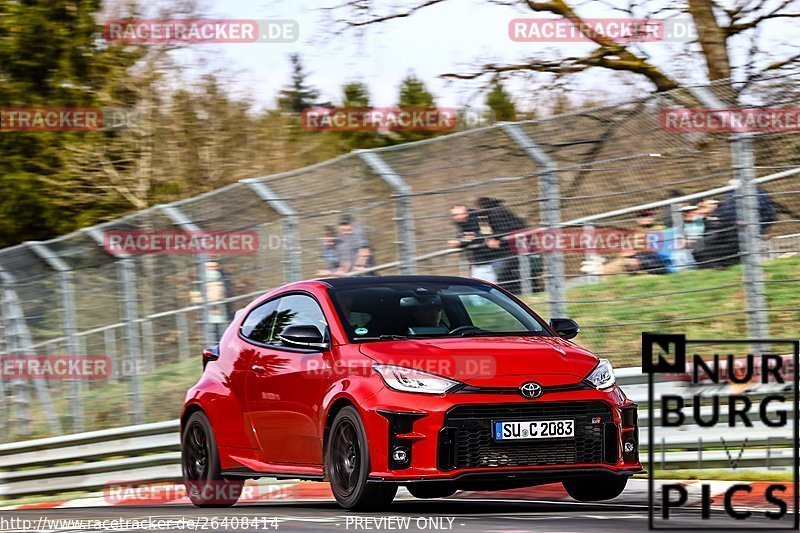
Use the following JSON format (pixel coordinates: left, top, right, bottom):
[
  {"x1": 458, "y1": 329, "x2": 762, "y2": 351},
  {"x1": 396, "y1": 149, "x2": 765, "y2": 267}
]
[{"x1": 358, "y1": 335, "x2": 599, "y2": 387}]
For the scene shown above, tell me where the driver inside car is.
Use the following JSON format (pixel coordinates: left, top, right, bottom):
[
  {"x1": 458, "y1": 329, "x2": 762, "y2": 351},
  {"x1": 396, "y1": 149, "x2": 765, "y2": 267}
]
[
  {"x1": 403, "y1": 294, "x2": 449, "y2": 334},
  {"x1": 411, "y1": 301, "x2": 444, "y2": 327}
]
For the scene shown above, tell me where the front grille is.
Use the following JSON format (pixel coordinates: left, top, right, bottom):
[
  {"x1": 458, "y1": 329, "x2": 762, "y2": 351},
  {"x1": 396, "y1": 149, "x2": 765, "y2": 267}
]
[{"x1": 438, "y1": 402, "x2": 616, "y2": 470}]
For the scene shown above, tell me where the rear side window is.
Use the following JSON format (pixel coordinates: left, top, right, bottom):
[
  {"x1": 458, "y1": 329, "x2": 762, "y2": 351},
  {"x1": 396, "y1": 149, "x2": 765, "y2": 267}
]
[
  {"x1": 240, "y1": 299, "x2": 280, "y2": 343},
  {"x1": 271, "y1": 294, "x2": 328, "y2": 347},
  {"x1": 240, "y1": 294, "x2": 327, "y2": 346}
]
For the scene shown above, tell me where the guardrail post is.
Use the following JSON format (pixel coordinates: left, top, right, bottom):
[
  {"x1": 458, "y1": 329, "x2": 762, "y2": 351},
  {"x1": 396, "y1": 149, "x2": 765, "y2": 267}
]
[
  {"x1": 28, "y1": 242, "x2": 84, "y2": 432},
  {"x1": 159, "y1": 205, "x2": 214, "y2": 347},
  {"x1": 689, "y1": 87, "x2": 769, "y2": 341},
  {"x1": 357, "y1": 151, "x2": 417, "y2": 275},
  {"x1": 502, "y1": 124, "x2": 566, "y2": 317},
  {"x1": 84, "y1": 227, "x2": 144, "y2": 425},
  {"x1": 241, "y1": 179, "x2": 302, "y2": 282}
]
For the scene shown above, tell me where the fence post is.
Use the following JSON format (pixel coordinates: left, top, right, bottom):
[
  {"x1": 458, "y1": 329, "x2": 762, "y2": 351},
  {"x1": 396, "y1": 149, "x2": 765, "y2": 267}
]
[
  {"x1": 27, "y1": 242, "x2": 84, "y2": 432},
  {"x1": 104, "y1": 328, "x2": 119, "y2": 384},
  {"x1": 501, "y1": 123, "x2": 566, "y2": 317},
  {"x1": 689, "y1": 87, "x2": 769, "y2": 339},
  {"x1": 357, "y1": 150, "x2": 417, "y2": 275},
  {"x1": 177, "y1": 311, "x2": 190, "y2": 361},
  {"x1": 159, "y1": 205, "x2": 214, "y2": 347},
  {"x1": 84, "y1": 227, "x2": 144, "y2": 425},
  {"x1": 0, "y1": 265, "x2": 62, "y2": 436},
  {"x1": 241, "y1": 179, "x2": 302, "y2": 282}
]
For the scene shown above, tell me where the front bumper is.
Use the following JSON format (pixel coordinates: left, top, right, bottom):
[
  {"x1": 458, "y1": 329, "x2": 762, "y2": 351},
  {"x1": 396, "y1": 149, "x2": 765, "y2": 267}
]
[{"x1": 359, "y1": 385, "x2": 642, "y2": 484}]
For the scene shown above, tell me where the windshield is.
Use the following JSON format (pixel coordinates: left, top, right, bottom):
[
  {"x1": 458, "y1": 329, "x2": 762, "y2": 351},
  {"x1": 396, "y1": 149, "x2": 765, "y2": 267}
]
[{"x1": 330, "y1": 281, "x2": 549, "y2": 341}]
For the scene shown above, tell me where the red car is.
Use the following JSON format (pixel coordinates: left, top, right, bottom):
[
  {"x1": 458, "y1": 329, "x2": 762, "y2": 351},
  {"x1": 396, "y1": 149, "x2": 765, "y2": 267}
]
[{"x1": 181, "y1": 276, "x2": 641, "y2": 509}]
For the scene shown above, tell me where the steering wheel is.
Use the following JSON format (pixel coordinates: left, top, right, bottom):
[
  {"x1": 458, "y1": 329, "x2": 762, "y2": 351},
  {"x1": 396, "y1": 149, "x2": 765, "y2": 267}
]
[{"x1": 449, "y1": 325, "x2": 483, "y2": 336}]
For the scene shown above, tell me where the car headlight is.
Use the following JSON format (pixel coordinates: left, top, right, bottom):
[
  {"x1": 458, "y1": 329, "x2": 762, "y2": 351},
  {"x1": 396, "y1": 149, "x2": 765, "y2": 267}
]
[
  {"x1": 373, "y1": 364, "x2": 461, "y2": 394},
  {"x1": 585, "y1": 359, "x2": 615, "y2": 389}
]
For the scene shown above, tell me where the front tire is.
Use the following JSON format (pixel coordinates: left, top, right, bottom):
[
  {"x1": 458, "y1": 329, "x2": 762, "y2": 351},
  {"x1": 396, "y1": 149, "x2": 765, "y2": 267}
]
[
  {"x1": 182, "y1": 411, "x2": 244, "y2": 507},
  {"x1": 327, "y1": 406, "x2": 397, "y2": 510},
  {"x1": 563, "y1": 474, "x2": 628, "y2": 501}
]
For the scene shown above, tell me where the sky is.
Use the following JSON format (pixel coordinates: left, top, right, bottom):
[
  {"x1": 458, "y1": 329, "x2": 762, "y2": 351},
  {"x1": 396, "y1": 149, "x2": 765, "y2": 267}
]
[{"x1": 162, "y1": 0, "x2": 800, "y2": 111}]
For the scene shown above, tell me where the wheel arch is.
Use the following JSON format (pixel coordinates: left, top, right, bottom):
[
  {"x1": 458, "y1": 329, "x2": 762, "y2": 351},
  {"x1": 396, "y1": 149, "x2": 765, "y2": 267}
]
[{"x1": 180, "y1": 402, "x2": 206, "y2": 437}]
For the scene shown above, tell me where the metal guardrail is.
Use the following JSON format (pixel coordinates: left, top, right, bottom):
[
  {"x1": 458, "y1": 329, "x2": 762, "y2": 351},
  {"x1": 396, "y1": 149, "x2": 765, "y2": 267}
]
[{"x1": 0, "y1": 369, "x2": 793, "y2": 499}]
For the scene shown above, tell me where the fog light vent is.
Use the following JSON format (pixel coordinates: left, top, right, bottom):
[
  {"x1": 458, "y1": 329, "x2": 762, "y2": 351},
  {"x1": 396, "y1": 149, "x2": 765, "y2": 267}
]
[{"x1": 392, "y1": 447, "x2": 409, "y2": 464}]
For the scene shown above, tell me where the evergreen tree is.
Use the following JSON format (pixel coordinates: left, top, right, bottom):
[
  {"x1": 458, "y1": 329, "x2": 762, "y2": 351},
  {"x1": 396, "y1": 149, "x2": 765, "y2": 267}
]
[
  {"x1": 342, "y1": 81, "x2": 370, "y2": 108},
  {"x1": 486, "y1": 79, "x2": 517, "y2": 122},
  {"x1": 393, "y1": 74, "x2": 437, "y2": 143},
  {"x1": 0, "y1": 0, "x2": 142, "y2": 247},
  {"x1": 397, "y1": 74, "x2": 435, "y2": 108},
  {"x1": 337, "y1": 81, "x2": 384, "y2": 150},
  {"x1": 277, "y1": 54, "x2": 319, "y2": 113}
]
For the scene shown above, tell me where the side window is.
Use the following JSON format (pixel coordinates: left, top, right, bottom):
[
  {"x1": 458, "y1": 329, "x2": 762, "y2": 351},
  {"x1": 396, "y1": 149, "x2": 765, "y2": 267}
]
[
  {"x1": 272, "y1": 294, "x2": 328, "y2": 347},
  {"x1": 240, "y1": 299, "x2": 280, "y2": 343}
]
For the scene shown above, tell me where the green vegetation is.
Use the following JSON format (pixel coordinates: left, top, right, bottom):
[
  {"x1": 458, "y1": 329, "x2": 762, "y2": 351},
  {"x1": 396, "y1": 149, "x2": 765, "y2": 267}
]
[{"x1": 524, "y1": 255, "x2": 800, "y2": 367}]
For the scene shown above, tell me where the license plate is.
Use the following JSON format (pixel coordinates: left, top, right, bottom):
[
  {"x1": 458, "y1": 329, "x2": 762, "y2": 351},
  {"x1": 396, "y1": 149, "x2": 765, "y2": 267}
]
[{"x1": 493, "y1": 419, "x2": 574, "y2": 441}]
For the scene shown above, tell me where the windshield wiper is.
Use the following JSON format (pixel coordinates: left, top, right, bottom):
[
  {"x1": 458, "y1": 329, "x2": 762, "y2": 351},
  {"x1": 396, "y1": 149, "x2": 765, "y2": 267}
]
[
  {"x1": 353, "y1": 334, "x2": 408, "y2": 342},
  {"x1": 458, "y1": 330, "x2": 488, "y2": 337}
]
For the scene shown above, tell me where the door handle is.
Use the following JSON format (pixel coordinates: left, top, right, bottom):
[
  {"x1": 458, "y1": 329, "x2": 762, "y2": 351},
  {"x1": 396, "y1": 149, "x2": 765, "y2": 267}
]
[{"x1": 251, "y1": 364, "x2": 266, "y2": 375}]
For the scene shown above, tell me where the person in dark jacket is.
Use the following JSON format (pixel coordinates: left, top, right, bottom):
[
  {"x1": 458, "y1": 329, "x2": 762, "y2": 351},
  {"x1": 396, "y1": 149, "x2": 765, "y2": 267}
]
[
  {"x1": 448, "y1": 204, "x2": 498, "y2": 283},
  {"x1": 475, "y1": 197, "x2": 527, "y2": 293}
]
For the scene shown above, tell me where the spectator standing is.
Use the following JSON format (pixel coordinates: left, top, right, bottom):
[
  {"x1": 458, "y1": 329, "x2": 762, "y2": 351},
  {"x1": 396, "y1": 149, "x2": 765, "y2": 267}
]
[
  {"x1": 335, "y1": 215, "x2": 375, "y2": 274},
  {"x1": 448, "y1": 204, "x2": 497, "y2": 283},
  {"x1": 476, "y1": 197, "x2": 527, "y2": 293},
  {"x1": 317, "y1": 225, "x2": 339, "y2": 276},
  {"x1": 191, "y1": 260, "x2": 230, "y2": 341}
]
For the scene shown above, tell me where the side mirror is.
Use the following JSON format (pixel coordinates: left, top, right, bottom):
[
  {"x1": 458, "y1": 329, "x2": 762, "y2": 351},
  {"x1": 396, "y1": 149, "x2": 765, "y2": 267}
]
[
  {"x1": 550, "y1": 318, "x2": 580, "y2": 339},
  {"x1": 202, "y1": 346, "x2": 220, "y2": 369},
  {"x1": 278, "y1": 325, "x2": 329, "y2": 350}
]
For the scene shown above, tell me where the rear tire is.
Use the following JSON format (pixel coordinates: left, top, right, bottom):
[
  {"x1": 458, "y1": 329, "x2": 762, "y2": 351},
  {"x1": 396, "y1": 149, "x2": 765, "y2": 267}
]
[
  {"x1": 407, "y1": 484, "x2": 457, "y2": 499},
  {"x1": 563, "y1": 474, "x2": 628, "y2": 501},
  {"x1": 182, "y1": 411, "x2": 244, "y2": 507},
  {"x1": 327, "y1": 406, "x2": 397, "y2": 510}
]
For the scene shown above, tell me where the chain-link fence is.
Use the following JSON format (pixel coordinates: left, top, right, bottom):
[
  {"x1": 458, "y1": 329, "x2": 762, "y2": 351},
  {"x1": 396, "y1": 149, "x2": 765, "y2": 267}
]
[{"x1": 1, "y1": 73, "x2": 799, "y2": 441}]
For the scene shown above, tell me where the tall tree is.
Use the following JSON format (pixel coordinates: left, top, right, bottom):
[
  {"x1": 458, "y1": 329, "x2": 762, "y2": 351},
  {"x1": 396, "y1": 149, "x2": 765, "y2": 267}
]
[
  {"x1": 277, "y1": 54, "x2": 319, "y2": 113},
  {"x1": 342, "y1": 81, "x2": 371, "y2": 107},
  {"x1": 337, "y1": 81, "x2": 385, "y2": 149},
  {"x1": 392, "y1": 74, "x2": 439, "y2": 143},
  {"x1": 327, "y1": 0, "x2": 800, "y2": 96},
  {"x1": 0, "y1": 0, "x2": 143, "y2": 247},
  {"x1": 486, "y1": 79, "x2": 517, "y2": 122},
  {"x1": 397, "y1": 74, "x2": 435, "y2": 108}
]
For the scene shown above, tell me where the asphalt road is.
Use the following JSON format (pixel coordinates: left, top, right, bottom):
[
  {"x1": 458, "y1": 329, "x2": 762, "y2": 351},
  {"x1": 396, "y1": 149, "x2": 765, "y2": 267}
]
[{"x1": 0, "y1": 498, "x2": 793, "y2": 533}]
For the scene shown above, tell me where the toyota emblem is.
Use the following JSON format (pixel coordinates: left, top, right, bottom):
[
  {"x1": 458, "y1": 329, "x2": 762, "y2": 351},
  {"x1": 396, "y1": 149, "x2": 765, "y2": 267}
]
[{"x1": 519, "y1": 382, "x2": 543, "y2": 399}]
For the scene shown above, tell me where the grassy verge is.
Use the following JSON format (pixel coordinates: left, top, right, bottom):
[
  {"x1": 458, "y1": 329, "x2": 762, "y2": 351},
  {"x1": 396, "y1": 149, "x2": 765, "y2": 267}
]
[{"x1": 524, "y1": 255, "x2": 800, "y2": 366}]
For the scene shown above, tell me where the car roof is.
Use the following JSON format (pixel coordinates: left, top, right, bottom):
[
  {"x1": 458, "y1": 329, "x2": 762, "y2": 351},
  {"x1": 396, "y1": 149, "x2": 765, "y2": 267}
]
[{"x1": 318, "y1": 275, "x2": 489, "y2": 288}]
